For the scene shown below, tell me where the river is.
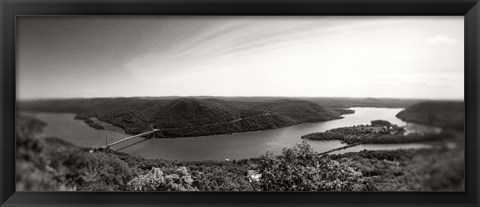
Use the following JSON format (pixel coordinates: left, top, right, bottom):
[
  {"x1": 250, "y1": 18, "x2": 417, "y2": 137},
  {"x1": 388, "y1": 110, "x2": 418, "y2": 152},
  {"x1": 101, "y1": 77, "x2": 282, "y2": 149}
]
[{"x1": 27, "y1": 107, "x2": 437, "y2": 161}]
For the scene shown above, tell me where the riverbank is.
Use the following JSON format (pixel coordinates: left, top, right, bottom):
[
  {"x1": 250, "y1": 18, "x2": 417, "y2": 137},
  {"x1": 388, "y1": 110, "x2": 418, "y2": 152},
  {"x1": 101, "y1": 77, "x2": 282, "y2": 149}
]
[{"x1": 24, "y1": 108, "x2": 431, "y2": 161}]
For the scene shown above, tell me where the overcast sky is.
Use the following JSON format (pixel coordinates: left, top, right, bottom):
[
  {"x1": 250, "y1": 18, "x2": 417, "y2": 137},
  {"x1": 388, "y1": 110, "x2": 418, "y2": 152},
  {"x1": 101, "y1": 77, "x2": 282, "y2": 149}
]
[{"x1": 17, "y1": 16, "x2": 464, "y2": 100}]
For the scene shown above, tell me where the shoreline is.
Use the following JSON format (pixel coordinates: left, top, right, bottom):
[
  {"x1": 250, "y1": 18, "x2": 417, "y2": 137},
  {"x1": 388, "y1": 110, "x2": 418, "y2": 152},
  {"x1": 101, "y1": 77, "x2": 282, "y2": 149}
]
[
  {"x1": 54, "y1": 109, "x2": 355, "y2": 139},
  {"x1": 20, "y1": 109, "x2": 444, "y2": 161}
]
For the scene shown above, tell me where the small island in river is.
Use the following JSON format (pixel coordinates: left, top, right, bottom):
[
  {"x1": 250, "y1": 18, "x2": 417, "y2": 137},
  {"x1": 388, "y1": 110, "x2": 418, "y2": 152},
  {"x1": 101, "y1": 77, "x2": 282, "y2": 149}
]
[{"x1": 301, "y1": 120, "x2": 455, "y2": 144}]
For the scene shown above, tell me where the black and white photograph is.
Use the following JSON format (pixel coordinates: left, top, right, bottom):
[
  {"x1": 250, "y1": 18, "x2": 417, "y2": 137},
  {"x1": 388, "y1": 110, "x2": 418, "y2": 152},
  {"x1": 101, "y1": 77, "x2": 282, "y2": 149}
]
[{"x1": 16, "y1": 16, "x2": 465, "y2": 192}]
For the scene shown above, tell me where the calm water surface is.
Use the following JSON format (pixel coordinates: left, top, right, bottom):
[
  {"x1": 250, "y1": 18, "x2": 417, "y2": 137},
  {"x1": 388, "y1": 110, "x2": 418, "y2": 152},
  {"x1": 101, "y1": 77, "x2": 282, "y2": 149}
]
[{"x1": 27, "y1": 108, "x2": 433, "y2": 161}]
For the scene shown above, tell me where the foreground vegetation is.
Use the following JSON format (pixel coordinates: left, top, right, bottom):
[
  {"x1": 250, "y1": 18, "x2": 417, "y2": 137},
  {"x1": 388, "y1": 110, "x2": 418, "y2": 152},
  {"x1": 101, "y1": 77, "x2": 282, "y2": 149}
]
[
  {"x1": 17, "y1": 115, "x2": 464, "y2": 192},
  {"x1": 19, "y1": 98, "x2": 351, "y2": 138}
]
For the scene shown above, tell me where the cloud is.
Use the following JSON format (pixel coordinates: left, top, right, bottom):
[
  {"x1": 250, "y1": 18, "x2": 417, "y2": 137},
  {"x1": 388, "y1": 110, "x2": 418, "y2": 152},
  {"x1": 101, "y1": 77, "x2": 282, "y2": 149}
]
[
  {"x1": 427, "y1": 35, "x2": 457, "y2": 45},
  {"x1": 101, "y1": 17, "x2": 465, "y2": 99}
]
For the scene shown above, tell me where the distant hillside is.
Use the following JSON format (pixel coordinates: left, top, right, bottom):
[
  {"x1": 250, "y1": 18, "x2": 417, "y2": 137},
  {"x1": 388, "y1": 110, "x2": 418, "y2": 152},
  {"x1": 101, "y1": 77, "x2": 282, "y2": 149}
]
[
  {"x1": 101, "y1": 96, "x2": 425, "y2": 108},
  {"x1": 301, "y1": 97, "x2": 424, "y2": 108},
  {"x1": 396, "y1": 101, "x2": 464, "y2": 131},
  {"x1": 18, "y1": 98, "x2": 347, "y2": 137}
]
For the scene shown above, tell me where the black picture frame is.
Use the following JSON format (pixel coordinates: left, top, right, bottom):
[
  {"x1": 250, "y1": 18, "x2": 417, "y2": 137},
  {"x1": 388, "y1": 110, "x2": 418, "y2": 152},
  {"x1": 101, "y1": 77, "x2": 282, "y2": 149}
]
[{"x1": 1, "y1": 0, "x2": 479, "y2": 206}]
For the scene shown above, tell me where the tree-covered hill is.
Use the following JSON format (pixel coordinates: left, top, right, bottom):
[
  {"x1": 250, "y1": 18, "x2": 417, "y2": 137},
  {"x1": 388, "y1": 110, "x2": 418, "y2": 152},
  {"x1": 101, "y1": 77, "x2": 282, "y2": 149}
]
[
  {"x1": 195, "y1": 96, "x2": 424, "y2": 108},
  {"x1": 396, "y1": 101, "x2": 464, "y2": 131},
  {"x1": 18, "y1": 97, "x2": 348, "y2": 137}
]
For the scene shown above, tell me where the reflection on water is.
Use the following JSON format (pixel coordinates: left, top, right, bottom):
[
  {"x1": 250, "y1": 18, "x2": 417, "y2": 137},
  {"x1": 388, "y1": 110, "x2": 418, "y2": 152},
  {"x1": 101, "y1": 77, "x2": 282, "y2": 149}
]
[{"x1": 24, "y1": 108, "x2": 437, "y2": 161}]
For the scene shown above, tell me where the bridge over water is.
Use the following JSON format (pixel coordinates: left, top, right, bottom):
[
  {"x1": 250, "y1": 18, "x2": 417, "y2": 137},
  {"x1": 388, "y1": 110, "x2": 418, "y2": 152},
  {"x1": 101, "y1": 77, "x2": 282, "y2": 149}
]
[
  {"x1": 102, "y1": 129, "x2": 160, "y2": 149},
  {"x1": 101, "y1": 127, "x2": 364, "y2": 156}
]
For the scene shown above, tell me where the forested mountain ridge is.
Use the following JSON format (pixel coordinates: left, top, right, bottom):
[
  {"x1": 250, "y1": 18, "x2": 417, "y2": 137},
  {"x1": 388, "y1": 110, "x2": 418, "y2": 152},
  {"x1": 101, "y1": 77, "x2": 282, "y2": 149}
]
[
  {"x1": 18, "y1": 97, "x2": 349, "y2": 137},
  {"x1": 396, "y1": 101, "x2": 464, "y2": 131},
  {"x1": 132, "y1": 96, "x2": 425, "y2": 108}
]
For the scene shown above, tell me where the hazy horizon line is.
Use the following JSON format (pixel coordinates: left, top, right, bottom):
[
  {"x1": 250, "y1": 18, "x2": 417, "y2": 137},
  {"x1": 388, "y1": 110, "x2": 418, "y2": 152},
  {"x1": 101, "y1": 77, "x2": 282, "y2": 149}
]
[{"x1": 16, "y1": 95, "x2": 465, "y2": 102}]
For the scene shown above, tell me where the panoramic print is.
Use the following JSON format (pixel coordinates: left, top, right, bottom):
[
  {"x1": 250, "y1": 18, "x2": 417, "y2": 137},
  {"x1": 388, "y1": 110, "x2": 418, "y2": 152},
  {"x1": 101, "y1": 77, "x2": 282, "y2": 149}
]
[{"x1": 16, "y1": 16, "x2": 464, "y2": 191}]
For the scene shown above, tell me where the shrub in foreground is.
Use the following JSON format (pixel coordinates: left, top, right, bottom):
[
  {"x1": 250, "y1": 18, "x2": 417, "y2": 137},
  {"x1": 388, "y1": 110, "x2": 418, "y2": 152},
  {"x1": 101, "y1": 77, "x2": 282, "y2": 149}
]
[
  {"x1": 127, "y1": 167, "x2": 197, "y2": 191},
  {"x1": 256, "y1": 141, "x2": 376, "y2": 191}
]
